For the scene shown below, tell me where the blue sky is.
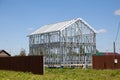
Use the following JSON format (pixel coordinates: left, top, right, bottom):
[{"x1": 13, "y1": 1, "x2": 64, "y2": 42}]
[{"x1": 0, "y1": 0, "x2": 120, "y2": 55}]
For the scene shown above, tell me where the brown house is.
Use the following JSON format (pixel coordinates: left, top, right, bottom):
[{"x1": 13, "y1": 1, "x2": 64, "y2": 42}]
[{"x1": 0, "y1": 50, "x2": 11, "y2": 57}]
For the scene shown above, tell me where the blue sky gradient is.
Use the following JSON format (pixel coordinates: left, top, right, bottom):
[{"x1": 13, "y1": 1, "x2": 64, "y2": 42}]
[{"x1": 0, "y1": 0, "x2": 120, "y2": 55}]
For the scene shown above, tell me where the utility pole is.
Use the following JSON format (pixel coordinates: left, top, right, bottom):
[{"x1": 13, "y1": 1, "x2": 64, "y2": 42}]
[
  {"x1": 113, "y1": 42, "x2": 115, "y2": 69},
  {"x1": 113, "y1": 41, "x2": 118, "y2": 69},
  {"x1": 113, "y1": 42, "x2": 116, "y2": 54}
]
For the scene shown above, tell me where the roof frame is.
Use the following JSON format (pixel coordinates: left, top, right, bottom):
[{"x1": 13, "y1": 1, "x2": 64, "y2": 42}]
[{"x1": 30, "y1": 18, "x2": 96, "y2": 35}]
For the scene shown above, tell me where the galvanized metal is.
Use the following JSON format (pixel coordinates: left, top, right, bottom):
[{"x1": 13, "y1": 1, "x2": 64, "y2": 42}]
[{"x1": 28, "y1": 18, "x2": 96, "y2": 67}]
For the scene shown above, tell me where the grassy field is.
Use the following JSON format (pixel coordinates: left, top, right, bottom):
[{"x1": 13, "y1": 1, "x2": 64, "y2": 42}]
[{"x1": 0, "y1": 68, "x2": 120, "y2": 80}]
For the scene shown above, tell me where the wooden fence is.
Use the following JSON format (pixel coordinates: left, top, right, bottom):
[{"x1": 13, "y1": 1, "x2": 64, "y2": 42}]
[{"x1": 0, "y1": 56, "x2": 43, "y2": 75}]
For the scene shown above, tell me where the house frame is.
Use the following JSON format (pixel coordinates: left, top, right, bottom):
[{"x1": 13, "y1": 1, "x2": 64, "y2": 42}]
[{"x1": 28, "y1": 18, "x2": 96, "y2": 67}]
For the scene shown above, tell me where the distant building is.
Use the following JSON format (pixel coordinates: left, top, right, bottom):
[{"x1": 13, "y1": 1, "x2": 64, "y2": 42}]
[
  {"x1": 0, "y1": 50, "x2": 11, "y2": 57},
  {"x1": 104, "y1": 52, "x2": 120, "y2": 55},
  {"x1": 96, "y1": 52, "x2": 120, "y2": 56}
]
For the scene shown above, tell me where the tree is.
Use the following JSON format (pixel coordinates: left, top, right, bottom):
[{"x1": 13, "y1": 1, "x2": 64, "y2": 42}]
[
  {"x1": 91, "y1": 49, "x2": 99, "y2": 55},
  {"x1": 19, "y1": 48, "x2": 26, "y2": 56},
  {"x1": 39, "y1": 48, "x2": 43, "y2": 55},
  {"x1": 79, "y1": 46, "x2": 85, "y2": 56},
  {"x1": 96, "y1": 49, "x2": 99, "y2": 53},
  {"x1": 79, "y1": 45, "x2": 85, "y2": 67}
]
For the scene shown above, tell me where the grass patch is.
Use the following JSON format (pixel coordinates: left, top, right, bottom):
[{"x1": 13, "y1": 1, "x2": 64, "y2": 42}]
[{"x1": 0, "y1": 68, "x2": 120, "y2": 80}]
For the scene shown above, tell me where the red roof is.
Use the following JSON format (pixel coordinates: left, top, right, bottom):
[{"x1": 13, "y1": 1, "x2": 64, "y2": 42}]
[{"x1": 104, "y1": 52, "x2": 120, "y2": 55}]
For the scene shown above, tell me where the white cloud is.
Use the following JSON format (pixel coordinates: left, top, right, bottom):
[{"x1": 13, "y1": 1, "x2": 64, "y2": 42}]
[
  {"x1": 27, "y1": 27, "x2": 34, "y2": 31},
  {"x1": 97, "y1": 29, "x2": 107, "y2": 34},
  {"x1": 114, "y1": 9, "x2": 120, "y2": 16}
]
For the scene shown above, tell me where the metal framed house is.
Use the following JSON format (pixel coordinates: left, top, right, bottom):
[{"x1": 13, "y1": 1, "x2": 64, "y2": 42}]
[{"x1": 28, "y1": 18, "x2": 96, "y2": 67}]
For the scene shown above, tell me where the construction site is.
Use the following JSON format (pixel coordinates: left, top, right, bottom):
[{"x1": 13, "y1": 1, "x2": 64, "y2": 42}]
[{"x1": 28, "y1": 18, "x2": 96, "y2": 67}]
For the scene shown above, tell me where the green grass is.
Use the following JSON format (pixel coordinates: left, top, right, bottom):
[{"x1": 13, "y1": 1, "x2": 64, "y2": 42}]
[{"x1": 0, "y1": 68, "x2": 120, "y2": 80}]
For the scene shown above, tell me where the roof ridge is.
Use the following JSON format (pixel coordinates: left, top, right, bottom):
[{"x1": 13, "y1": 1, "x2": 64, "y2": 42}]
[
  {"x1": 44, "y1": 18, "x2": 77, "y2": 26},
  {"x1": 30, "y1": 18, "x2": 96, "y2": 35}
]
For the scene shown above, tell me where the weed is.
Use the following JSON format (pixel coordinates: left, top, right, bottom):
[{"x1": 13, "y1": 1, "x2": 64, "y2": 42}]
[{"x1": 0, "y1": 69, "x2": 120, "y2": 80}]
